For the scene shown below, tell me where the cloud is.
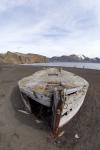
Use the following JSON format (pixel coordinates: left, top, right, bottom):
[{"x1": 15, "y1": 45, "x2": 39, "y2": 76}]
[{"x1": 0, "y1": 0, "x2": 100, "y2": 57}]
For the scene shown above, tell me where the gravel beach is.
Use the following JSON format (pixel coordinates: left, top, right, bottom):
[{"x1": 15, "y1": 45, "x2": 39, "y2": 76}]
[{"x1": 0, "y1": 64, "x2": 99, "y2": 150}]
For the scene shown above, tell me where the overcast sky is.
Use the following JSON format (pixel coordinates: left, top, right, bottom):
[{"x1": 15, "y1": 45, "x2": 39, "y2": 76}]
[{"x1": 0, "y1": 0, "x2": 100, "y2": 57}]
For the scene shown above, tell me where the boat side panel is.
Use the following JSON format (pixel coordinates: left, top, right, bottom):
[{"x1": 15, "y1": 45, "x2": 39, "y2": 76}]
[
  {"x1": 19, "y1": 88, "x2": 51, "y2": 107},
  {"x1": 59, "y1": 85, "x2": 88, "y2": 127}
]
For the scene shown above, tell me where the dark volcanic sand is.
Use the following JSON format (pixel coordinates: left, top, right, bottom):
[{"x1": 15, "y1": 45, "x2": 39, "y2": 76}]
[{"x1": 0, "y1": 64, "x2": 100, "y2": 150}]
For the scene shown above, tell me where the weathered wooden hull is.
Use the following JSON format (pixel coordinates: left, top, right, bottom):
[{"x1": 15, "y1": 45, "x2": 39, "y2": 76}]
[{"x1": 18, "y1": 68, "x2": 89, "y2": 137}]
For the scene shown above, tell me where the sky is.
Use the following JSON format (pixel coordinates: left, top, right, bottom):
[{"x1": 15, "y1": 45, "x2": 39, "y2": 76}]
[{"x1": 0, "y1": 0, "x2": 100, "y2": 57}]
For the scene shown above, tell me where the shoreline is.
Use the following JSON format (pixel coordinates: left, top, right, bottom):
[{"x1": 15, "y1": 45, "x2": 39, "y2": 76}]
[{"x1": 20, "y1": 62, "x2": 100, "y2": 71}]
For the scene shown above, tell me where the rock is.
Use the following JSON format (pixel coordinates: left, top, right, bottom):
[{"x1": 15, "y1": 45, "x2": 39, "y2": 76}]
[{"x1": 75, "y1": 133, "x2": 80, "y2": 139}]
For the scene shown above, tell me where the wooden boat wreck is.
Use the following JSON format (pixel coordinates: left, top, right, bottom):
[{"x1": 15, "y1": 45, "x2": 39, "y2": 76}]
[{"x1": 18, "y1": 68, "x2": 89, "y2": 138}]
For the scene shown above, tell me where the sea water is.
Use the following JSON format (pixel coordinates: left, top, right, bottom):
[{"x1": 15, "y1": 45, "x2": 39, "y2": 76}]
[{"x1": 24, "y1": 62, "x2": 100, "y2": 70}]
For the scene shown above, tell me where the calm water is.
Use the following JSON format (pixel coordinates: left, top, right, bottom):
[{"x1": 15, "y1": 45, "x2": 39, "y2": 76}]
[{"x1": 24, "y1": 62, "x2": 100, "y2": 70}]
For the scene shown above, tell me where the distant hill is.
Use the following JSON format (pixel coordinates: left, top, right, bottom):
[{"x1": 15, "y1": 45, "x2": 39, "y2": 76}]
[
  {"x1": 0, "y1": 52, "x2": 100, "y2": 64},
  {"x1": 0, "y1": 51, "x2": 47, "y2": 64},
  {"x1": 49, "y1": 54, "x2": 100, "y2": 63}
]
